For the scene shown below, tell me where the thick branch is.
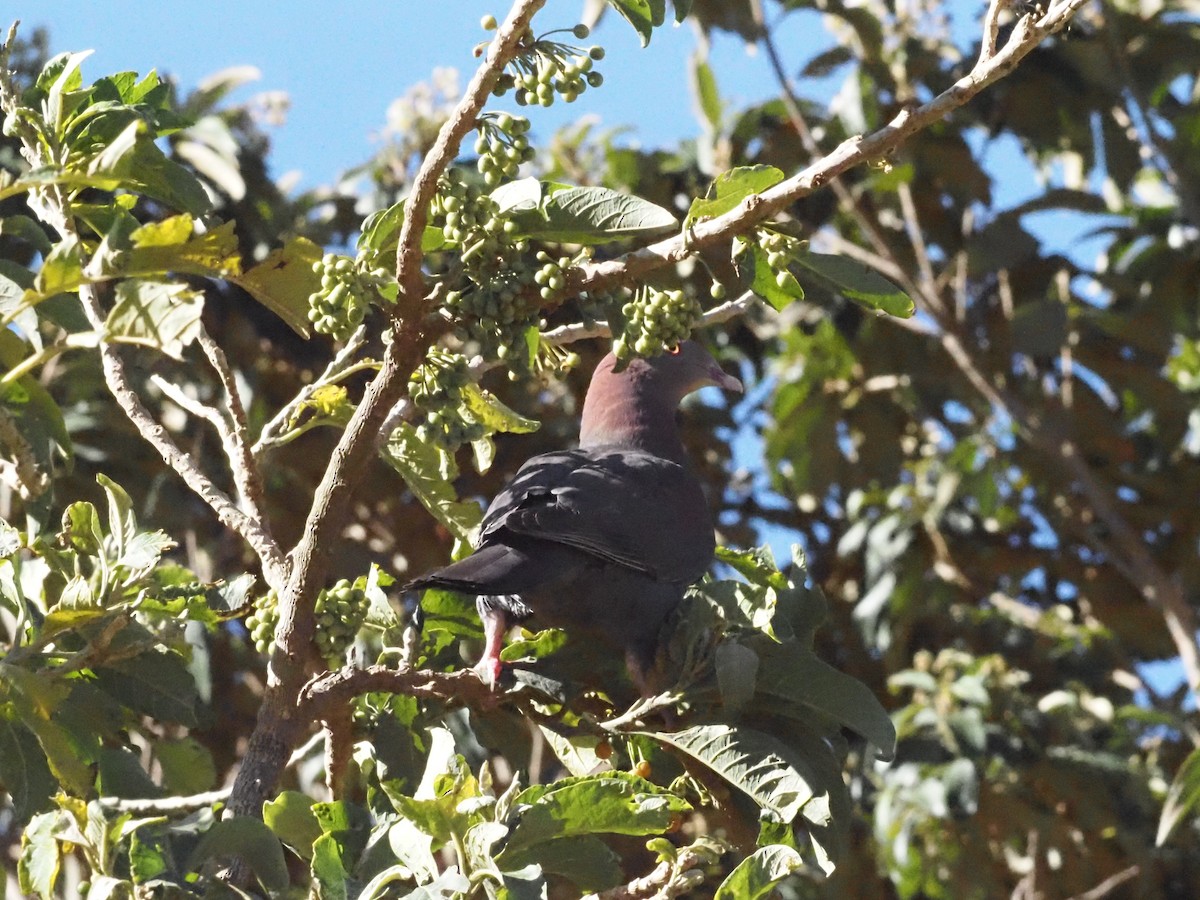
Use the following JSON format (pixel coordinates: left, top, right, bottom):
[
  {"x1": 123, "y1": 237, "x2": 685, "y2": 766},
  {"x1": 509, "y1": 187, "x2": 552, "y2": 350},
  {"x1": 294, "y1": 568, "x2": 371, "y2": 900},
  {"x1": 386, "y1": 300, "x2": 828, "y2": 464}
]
[{"x1": 227, "y1": 0, "x2": 548, "y2": 822}]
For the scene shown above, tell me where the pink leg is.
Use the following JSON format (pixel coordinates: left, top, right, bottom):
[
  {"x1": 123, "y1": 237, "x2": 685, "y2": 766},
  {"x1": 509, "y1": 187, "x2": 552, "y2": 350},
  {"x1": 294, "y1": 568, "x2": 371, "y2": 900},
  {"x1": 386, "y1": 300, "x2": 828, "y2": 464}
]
[{"x1": 473, "y1": 605, "x2": 508, "y2": 688}]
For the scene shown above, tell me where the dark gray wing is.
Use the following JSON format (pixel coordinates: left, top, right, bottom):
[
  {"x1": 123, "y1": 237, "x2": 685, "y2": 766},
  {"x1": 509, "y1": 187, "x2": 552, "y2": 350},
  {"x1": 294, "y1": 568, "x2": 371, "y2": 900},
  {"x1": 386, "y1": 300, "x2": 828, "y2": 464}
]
[{"x1": 479, "y1": 447, "x2": 715, "y2": 584}]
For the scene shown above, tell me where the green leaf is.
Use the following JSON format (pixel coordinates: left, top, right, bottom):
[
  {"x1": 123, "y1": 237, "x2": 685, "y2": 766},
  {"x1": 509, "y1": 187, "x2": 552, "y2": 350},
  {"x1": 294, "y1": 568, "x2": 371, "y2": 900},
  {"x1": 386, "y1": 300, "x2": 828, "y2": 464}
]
[
  {"x1": 418, "y1": 588, "x2": 483, "y2": 642},
  {"x1": 0, "y1": 713, "x2": 57, "y2": 822},
  {"x1": 264, "y1": 790, "x2": 323, "y2": 860},
  {"x1": 358, "y1": 198, "x2": 406, "y2": 253},
  {"x1": 105, "y1": 279, "x2": 203, "y2": 360},
  {"x1": 0, "y1": 518, "x2": 21, "y2": 558},
  {"x1": 0, "y1": 215, "x2": 53, "y2": 256},
  {"x1": 716, "y1": 641, "x2": 759, "y2": 714},
  {"x1": 1158, "y1": 746, "x2": 1200, "y2": 846},
  {"x1": 311, "y1": 832, "x2": 349, "y2": 900},
  {"x1": 537, "y1": 728, "x2": 608, "y2": 778},
  {"x1": 96, "y1": 746, "x2": 160, "y2": 798},
  {"x1": 94, "y1": 650, "x2": 199, "y2": 727},
  {"x1": 490, "y1": 177, "x2": 544, "y2": 216},
  {"x1": 119, "y1": 531, "x2": 174, "y2": 576},
  {"x1": 107, "y1": 218, "x2": 241, "y2": 279},
  {"x1": 19, "y1": 811, "x2": 62, "y2": 900},
  {"x1": 381, "y1": 423, "x2": 483, "y2": 545},
  {"x1": 96, "y1": 473, "x2": 135, "y2": 558},
  {"x1": 0, "y1": 259, "x2": 37, "y2": 346},
  {"x1": 33, "y1": 238, "x2": 86, "y2": 297},
  {"x1": 230, "y1": 236, "x2": 323, "y2": 338},
  {"x1": 500, "y1": 628, "x2": 568, "y2": 663},
  {"x1": 735, "y1": 237, "x2": 804, "y2": 311},
  {"x1": 0, "y1": 664, "x2": 94, "y2": 795},
  {"x1": 367, "y1": 867, "x2": 469, "y2": 899},
  {"x1": 504, "y1": 183, "x2": 677, "y2": 244},
  {"x1": 501, "y1": 773, "x2": 690, "y2": 857},
  {"x1": 753, "y1": 647, "x2": 896, "y2": 759},
  {"x1": 187, "y1": 817, "x2": 289, "y2": 893},
  {"x1": 88, "y1": 120, "x2": 212, "y2": 216},
  {"x1": 61, "y1": 501, "x2": 104, "y2": 555},
  {"x1": 646, "y1": 724, "x2": 815, "y2": 822},
  {"x1": 461, "y1": 383, "x2": 540, "y2": 434},
  {"x1": 690, "y1": 52, "x2": 722, "y2": 133},
  {"x1": 42, "y1": 50, "x2": 93, "y2": 132},
  {"x1": 607, "y1": 0, "x2": 660, "y2": 46},
  {"x1": 714, "y1": 844, "x2": 805, "y2": 899},
  {"x1": 688, "y1": 166, "x2": 784, "y2": 229},
  {"x1": 791, "y1": 249, "x2": 914, "y2": 318},
  {"x1": 155, "y1": 737, "x2": 216, "y2": 795},
  {"x1": 386, "y1": 818, "x2": 438, "y2": 883},
  {"x1": 503, "y1": 835, "x2": 622, "y2": 892},
  {"x1": 0, "y1": 333, "x2": 72, "y2": 475},
  {"x1": 129, "y1": 829, "x2": 170, "y2": 883}
]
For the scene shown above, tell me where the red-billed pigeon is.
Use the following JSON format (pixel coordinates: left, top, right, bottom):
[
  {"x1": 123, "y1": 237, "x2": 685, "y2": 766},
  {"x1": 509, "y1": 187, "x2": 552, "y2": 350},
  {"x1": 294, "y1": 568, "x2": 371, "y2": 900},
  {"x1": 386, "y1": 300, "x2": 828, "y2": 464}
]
[{"x1": 407, "y1": 340, "x2": 742, "y2": 689}]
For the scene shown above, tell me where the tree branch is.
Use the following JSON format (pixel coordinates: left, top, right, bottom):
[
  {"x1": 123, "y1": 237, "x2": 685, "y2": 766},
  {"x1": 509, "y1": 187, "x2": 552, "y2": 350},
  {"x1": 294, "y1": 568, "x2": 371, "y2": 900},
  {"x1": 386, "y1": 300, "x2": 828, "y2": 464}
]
[
  {"x1": 573, "y1": 0, "x2": 1090, "y2": 297},
  {"x1": 227, "y1": 0, "x2": 548, "y2": 823},
  {"x1": 584, "y1": 843, "x2": 721, "y2": 899},
  {"x1": 72, "y1": 284, "x2": 289, "y2": 588}
]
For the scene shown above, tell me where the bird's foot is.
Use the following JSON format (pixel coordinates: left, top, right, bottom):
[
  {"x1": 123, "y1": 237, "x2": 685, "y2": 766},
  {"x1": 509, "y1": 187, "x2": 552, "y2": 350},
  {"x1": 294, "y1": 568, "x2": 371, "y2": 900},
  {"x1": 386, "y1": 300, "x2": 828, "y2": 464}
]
[{"x1": 473, "y1": 653, "x2": 504, "y2": 689}]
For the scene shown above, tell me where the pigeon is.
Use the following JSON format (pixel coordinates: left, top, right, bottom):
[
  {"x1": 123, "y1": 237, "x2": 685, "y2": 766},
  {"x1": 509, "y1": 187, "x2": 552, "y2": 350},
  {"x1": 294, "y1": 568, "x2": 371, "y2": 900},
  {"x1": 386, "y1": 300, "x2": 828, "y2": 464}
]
[{"x1": 407, "y1": 340, "x2": 742, "y2": 690}]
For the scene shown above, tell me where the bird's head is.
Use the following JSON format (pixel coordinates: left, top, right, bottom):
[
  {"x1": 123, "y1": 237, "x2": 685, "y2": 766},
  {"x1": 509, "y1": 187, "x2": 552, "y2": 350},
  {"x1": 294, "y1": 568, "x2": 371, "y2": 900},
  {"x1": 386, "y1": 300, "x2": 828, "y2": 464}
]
[{"x1": 581, "y1": 340, "x2": 742, "y2": 456}]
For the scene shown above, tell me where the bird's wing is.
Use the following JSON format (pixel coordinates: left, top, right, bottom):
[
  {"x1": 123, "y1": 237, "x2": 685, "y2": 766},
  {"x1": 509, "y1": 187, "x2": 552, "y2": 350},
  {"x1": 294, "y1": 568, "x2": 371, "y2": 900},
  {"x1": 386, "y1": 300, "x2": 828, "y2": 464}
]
[{"x1": 480, "y1": 447, "x2": 715, "y2": 584}]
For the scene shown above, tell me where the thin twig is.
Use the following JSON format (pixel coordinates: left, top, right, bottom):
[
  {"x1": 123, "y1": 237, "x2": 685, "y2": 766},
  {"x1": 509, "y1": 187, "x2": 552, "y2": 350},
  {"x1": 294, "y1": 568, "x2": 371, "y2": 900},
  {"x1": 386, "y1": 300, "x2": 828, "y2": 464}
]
[
  {"x1": 978, "y1": 0, "x2": 1009, "y2": 65},
  {"x1": 74, "y1": 283, "x2": 288, "y2": 588},
  {"x1": 198, "y1": 330, "x2": 276, "y2": 556},
  {"x1": 252, "y1": 326, "x2": 371, "y2": 455},
  {"x1": 584, "y1": 845, "x2": 719, "y2": 899},
  {"x1": 539, "y1": 290, "x2": 761, "y2": 347},
  {"x1": 97, "y1": 789, "x2": 231, "y2": 814},
  {"x1": 1064, "y1": 865, "x2": 1140, "y2": 900}
]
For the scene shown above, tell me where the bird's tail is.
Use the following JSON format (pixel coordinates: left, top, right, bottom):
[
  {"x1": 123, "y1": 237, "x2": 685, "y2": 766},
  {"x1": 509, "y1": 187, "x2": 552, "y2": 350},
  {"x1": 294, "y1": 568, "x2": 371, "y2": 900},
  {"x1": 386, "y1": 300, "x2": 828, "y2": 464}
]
[{"x1": 404, "y1": 543, "x2": 534, "y2": 596}]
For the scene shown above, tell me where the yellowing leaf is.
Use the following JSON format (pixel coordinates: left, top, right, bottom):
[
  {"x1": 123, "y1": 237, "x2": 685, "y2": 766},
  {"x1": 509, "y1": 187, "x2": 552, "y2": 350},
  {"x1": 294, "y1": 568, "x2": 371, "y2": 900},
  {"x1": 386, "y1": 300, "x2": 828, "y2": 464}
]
[
  {"x1": 231, "y1": 236, "x2": 322, "y2": 338},
  {"x1": 130, "y1": 214, "x2": 193, "y2": 247}
]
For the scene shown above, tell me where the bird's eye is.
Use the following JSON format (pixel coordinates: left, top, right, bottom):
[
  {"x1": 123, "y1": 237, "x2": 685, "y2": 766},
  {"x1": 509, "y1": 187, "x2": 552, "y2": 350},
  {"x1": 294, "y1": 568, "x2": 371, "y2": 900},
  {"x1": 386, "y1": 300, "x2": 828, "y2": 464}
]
[{"x1": 667, "y1": 345, "x2": 681, "y2": 355}]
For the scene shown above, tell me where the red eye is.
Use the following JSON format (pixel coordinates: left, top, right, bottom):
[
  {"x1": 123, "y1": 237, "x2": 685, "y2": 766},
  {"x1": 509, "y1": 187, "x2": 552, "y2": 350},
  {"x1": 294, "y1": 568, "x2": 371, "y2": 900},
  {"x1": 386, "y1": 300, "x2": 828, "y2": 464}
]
[{"x1": 668, "y1": 345, "x2": 681, "y2": 355}]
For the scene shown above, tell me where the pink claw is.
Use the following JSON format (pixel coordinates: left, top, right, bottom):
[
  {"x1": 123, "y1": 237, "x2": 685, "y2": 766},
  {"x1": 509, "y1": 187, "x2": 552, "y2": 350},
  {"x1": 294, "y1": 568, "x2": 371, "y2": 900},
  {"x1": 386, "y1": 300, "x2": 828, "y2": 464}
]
[{"x1": 474, "y1": 603, "x2": 508, "y2": 688}]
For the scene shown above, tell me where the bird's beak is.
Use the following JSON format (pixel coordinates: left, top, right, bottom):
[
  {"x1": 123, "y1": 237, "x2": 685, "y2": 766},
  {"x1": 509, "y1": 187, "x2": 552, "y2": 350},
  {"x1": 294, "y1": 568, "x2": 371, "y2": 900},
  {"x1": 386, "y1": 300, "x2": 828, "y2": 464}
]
[{"x1": 710, "y1": 365, "x2": 743, "y2": 394}]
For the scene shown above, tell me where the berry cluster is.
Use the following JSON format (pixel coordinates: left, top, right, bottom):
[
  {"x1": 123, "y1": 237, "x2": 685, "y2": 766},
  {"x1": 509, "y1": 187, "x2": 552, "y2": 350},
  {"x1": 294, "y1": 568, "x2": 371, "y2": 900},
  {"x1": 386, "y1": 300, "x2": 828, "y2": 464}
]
[
  {"x1": 307, "y1": 253, "x2": 391, "y2": 341},
  {"x1": 246, "y1": 591, "x2": 279, "y2": 655},
  {"x1": 533, "y1": 251, "x2": 572, "y2": 302},
  {"x1": 314, "y1": 579, "x2": 369, "y2": 665},
  {"x1": 409, "y1": 349, "x2": 487, "y2": 449},
  {"x1": 431, "y1": 170, "x2": 517, "y2": 259},
  {"x1": 429, "y1": 169, "x2": 587, "y2": 371},
  {"x1": 475, "y1": 112, "x2": 534, "y2": 187},
  {"x1": 758, "y1": 230, "x2": 804, "y2": 289},
  {"x1": 353, "y1": 691, "x2": 401, "y2": 730},
  {"x1": 492, "y1": 25, "x2": 605, "y2": 107},
  {"x1": 612, "y1": 285, "x2": 703, "y2": 362}
]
